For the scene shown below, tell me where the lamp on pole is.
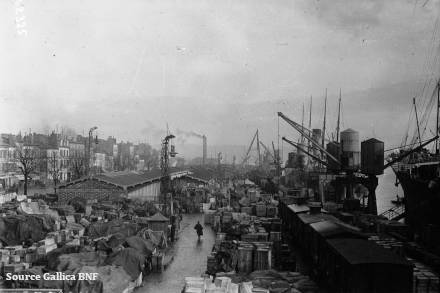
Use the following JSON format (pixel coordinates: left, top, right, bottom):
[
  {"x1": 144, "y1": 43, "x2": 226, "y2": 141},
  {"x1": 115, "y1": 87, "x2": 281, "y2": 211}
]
[
  {"x1": 160, "y1": 134, "x2": 177, "y2": 215},
  {"x1": 87, "y1": 126, "x2": 98, "y2": 176}
]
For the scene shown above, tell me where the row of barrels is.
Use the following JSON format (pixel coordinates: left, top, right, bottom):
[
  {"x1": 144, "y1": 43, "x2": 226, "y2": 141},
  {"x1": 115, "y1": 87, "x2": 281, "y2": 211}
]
[{"x1": 237, "y1": 242, "x2": 272, "y2": 273}]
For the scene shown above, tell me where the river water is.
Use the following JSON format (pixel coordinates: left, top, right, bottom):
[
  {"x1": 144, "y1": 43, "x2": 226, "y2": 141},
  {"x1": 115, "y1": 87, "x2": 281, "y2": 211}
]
[{"x1": 376, "y1": 167, "x2": 404, "y2": 214}]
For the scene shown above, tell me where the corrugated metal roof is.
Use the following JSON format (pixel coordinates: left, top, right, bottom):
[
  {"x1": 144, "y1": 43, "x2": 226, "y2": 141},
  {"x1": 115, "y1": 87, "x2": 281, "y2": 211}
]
[
  {"x1": 59, "y1": 168, "x2": 191, "y2": 190},
  {"x1": 95, "y1": 169, "x2": 162, "y2": 188},
  {"x1": 327, "y1": 238, "x2": 412, "y2": 266}
]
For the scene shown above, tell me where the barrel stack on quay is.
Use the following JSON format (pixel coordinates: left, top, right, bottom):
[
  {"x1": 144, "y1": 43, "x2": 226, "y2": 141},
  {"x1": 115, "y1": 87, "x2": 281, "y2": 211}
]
[{"x1": 183, "y1": 183, "x2": 320, "y2": 293}]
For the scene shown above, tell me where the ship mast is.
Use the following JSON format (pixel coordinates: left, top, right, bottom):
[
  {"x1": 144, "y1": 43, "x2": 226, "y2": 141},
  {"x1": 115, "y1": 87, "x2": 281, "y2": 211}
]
[
  {"x1": 436, "y1": 81, "x2": 439, "y2": 154},
  {"x1": 336, "y1": 89, "x2": 341, "y2": 143},
  {"x1": 322, "y1": 89, "x2": 327, "y2": 163},
  {"x1": 301, "y1": 102, "x2": 305, "y2": 144},
  {"x1": 322, "y1": 90, "x2": 327, "y2": 148},
  {"x1": 308, "y1": 96, "x2": 312, "y2": 155},
  {"x1": 413, "y1": 97, "x2": 422, "y2": 147}
]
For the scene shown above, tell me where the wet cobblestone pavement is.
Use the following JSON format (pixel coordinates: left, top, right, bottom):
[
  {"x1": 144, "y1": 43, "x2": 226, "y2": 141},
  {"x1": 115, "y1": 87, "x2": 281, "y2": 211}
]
[{"x1": 138, "y1": 214, "x2": 215, "y2": 293}]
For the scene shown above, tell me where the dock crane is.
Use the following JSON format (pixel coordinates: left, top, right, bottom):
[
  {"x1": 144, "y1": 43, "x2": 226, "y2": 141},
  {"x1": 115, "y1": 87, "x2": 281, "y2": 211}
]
[
  {"x1": 278, "y1": 112, "x2": 341, "y2": 166},
  {"x1": 282, "y1": 137, "x2": 330, "y2": 167},
  {"x1": 241, "y1": 130, "x2": 262, "y2": 166},
  {"x1": 259, "y1": 140, "x2": 275, "y2": 161}
]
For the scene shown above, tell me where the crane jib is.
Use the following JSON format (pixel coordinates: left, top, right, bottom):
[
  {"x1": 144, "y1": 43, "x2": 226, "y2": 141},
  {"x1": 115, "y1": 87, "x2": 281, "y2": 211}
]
[{"x1": 278, "y1": 112, "x2": 341, "y2": 165}]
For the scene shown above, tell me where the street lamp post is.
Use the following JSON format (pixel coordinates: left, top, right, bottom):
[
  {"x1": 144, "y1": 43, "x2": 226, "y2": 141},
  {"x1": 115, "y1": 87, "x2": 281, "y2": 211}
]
[{"x1": 87, "y1": 126, "x2": 98, "y2": 176}]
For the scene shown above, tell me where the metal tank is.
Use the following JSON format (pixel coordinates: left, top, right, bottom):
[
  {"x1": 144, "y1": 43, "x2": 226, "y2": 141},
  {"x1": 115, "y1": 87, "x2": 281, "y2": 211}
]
[
  {"x1": 340, "y1": 128, "x2": 360, "y2": 170},
  {"x1": 361, "y1": 138, "x2": 384, "y2": 175},
  {"x1": 287, "y1": 152, "x2": 296, "y2": 168},
  {"x1": 326, "y1": 141, "x2": 341, "y2": 171},
  {"x1": 312, "y1": 129, "x2": 322, "y2": 156},
  {"x1": 296, "y1": 142, "x2": 308, "y2": 168}
]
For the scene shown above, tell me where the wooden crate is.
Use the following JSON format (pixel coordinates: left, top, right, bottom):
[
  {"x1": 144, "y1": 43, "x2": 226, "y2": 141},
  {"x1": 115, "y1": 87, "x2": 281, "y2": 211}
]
[{"x1": 256, "y1": 205, "x2": 267, "y2": 217}]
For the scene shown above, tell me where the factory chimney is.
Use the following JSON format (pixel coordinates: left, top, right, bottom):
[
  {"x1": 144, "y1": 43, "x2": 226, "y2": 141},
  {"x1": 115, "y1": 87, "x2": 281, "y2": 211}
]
[{"x1": 202, "y1": 135, "x2": 207, "y2": 165}]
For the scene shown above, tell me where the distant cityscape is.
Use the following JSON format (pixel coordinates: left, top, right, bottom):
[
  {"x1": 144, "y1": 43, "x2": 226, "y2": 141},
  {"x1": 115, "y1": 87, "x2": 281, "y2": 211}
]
[{"x1": 0, "y1": 130, "x2": 182, "y2": 192}]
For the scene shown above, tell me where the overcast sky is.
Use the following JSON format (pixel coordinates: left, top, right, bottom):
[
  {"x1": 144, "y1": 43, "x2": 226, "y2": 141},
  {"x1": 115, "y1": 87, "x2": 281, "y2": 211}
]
[{"x1": 0, "y1": 0, "x2": 439, "y2": 156}]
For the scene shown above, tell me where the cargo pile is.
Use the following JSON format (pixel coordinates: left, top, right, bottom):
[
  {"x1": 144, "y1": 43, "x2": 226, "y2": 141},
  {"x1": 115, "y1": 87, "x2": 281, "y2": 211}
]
[
  {"x1": 368, "y1": 235, "x2": 405, "y2": 257},
  {"x1": 0, "y1": 196, "x2": 182, "y2": 293},
  {"x1": 183, "y1": 270, "x2": 320, "y2": 293},
  {"x1": 206, "y1": 240, "x2": 273, "y2": 274},
  {"x1": 407, "y1": 257, "x2": 440, "y2": 293}
]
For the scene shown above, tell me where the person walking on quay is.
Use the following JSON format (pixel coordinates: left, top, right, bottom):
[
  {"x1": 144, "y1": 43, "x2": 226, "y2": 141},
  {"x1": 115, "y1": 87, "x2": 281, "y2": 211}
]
[{"x1": 194, "y1": 221, "x2": 204, "y2": 240}]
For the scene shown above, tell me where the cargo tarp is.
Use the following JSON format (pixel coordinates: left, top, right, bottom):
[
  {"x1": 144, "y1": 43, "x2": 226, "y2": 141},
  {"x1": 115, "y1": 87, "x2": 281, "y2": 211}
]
[
  {"x1": 95, "y1": 233, "x2": 126, "y2": 252},
  {"x1": 137, "y1": 228, "x2": 167, "y2": 248},
  {"x1": 105, "y1": 247, "x2": 145, "y2": 280},
  {"x1": 46, "y1": 246, "x2": 82, "y2": 270},
  {"x1": 124, "y1": 236, "x2": 154, "y2": 256},
  {"x1": 15, "y1": 265, "x2": 133, "y2": 293},
  {"x1": 18, "y1": 202, "x2": 60, "y2": 220},
  {"x1": 78, "y1": 265, "x2": 133, "y2": 293},
  {"x1": 0, "y1": 214, "x2": 55, "y2": 245},
  {"x1": 54, "y1": 252, "x2": 107, "y2": 272},
  {"x1": 87, "y1": 220, "x2": 138, "y2": 239}
]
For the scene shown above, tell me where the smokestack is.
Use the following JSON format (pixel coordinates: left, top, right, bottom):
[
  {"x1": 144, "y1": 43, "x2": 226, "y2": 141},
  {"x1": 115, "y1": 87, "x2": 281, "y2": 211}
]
[{"x1": 202, "y1": 135, "x2": 207, "y2": 165}]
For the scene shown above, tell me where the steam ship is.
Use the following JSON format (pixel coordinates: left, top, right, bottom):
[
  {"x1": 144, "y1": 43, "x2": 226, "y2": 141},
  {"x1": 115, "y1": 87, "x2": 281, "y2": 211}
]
[
  {"x1": 391, "y1": 84, "x2": 440, "y2": 253},
  {"x1": 392, "y1": 150, "x2": 440, "y2": 247}
]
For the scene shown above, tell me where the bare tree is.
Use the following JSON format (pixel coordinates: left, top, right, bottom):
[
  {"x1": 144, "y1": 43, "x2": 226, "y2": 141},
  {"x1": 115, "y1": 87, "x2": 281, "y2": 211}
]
[
  {"x1": 15, "y1": 145, "x2": 39, "y2": 195},
  {"x1": 47, "y1": 150, "x2": 61, "y2": 194},
  {"x1": 69, "y1": 153, "x2": 86, "y2": 180}
]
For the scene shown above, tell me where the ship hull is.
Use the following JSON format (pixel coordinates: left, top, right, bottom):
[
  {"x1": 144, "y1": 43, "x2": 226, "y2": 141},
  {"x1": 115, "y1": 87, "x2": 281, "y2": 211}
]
[{"x1": 394, "y1": 165, "x2": 440, "y2": 235}]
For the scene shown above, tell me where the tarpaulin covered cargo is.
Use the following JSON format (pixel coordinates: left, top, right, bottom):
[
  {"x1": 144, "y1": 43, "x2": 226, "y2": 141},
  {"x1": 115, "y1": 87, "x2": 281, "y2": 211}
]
[
  {"x1": 78, "y1": 265, "x2": 133, "y2": 293},
  {"x1": 87, "y1": 220, "x2": 138, "y2": 239},
  {"x1": 137, "y1": 228, "x2": 167, "y2": 248},
  {"x1": 54, "y1": 252, "x2": 107, "y2": 272},
  {"x1": 124, "y1": 236, "x2": 155, "y2": 257},
  {"x1": 95, "y1": 233, "x2": 126, "y2": 252},
  {"x1": 105, "y1": 247, "x2": 145, "y2": 280},
  {"x1": 0, "y1": 214, "x2": 55, "y2": 245},
  {"x1": 11, "y1": 264, "x2": 134, "y2": 293},
  {"x1": 18, "y1": 201, "x2": 60, "y2": 220},
  {"x1": 46, "y1": 246, "x2": 83, "y2": 270}
]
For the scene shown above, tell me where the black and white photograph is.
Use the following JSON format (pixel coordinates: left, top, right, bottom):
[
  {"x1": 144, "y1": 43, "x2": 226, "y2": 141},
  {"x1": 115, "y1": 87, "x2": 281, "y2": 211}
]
[{"x1": 0, "y1": 0, "x2": 440, "y2": 292}]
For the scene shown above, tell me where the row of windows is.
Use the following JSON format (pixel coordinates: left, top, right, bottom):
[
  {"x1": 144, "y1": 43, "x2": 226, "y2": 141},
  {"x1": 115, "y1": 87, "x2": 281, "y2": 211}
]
[{"x1": 0, "y1": 150, "x2": 15, "y2": 159}]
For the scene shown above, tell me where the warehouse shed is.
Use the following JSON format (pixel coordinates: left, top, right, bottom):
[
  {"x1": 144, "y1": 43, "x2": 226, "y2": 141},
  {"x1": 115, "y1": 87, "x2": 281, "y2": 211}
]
[{"x1": 58, "y1": 169, "x2": 191, "y2": 204}]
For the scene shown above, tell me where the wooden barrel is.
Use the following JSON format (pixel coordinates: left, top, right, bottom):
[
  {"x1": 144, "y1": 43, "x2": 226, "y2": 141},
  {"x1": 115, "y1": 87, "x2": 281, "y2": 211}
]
[
  {"x1": 237, "y1": 246, "x2": 254, "y2": 273},
  {"x1": 253, "y1": 246, "x2": 272, "y2": 271}
]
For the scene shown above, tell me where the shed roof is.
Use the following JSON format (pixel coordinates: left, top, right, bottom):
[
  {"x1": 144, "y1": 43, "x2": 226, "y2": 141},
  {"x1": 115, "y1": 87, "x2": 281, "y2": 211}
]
[
  {"x1": 297, "y1": 213, "x2": 338, "y2": 224},
  {"x1": 310, "y1": 220, "x2": 364, "y2": 238},
  {"x1": 95, "y1": 170, "x2": 162, "y2": 188},
  {"x1": 147, "y1": 212, "x2": 169, "y2": 222},
  {"x1": 59, "y1": 168, "x2": 191, "y2": 190},
  {"x1": 327, "y1": 238, "x2": 413, "y2": 266},
  {"x1": 288, "y1": 204, "x2": 310, "y2": 214}
]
